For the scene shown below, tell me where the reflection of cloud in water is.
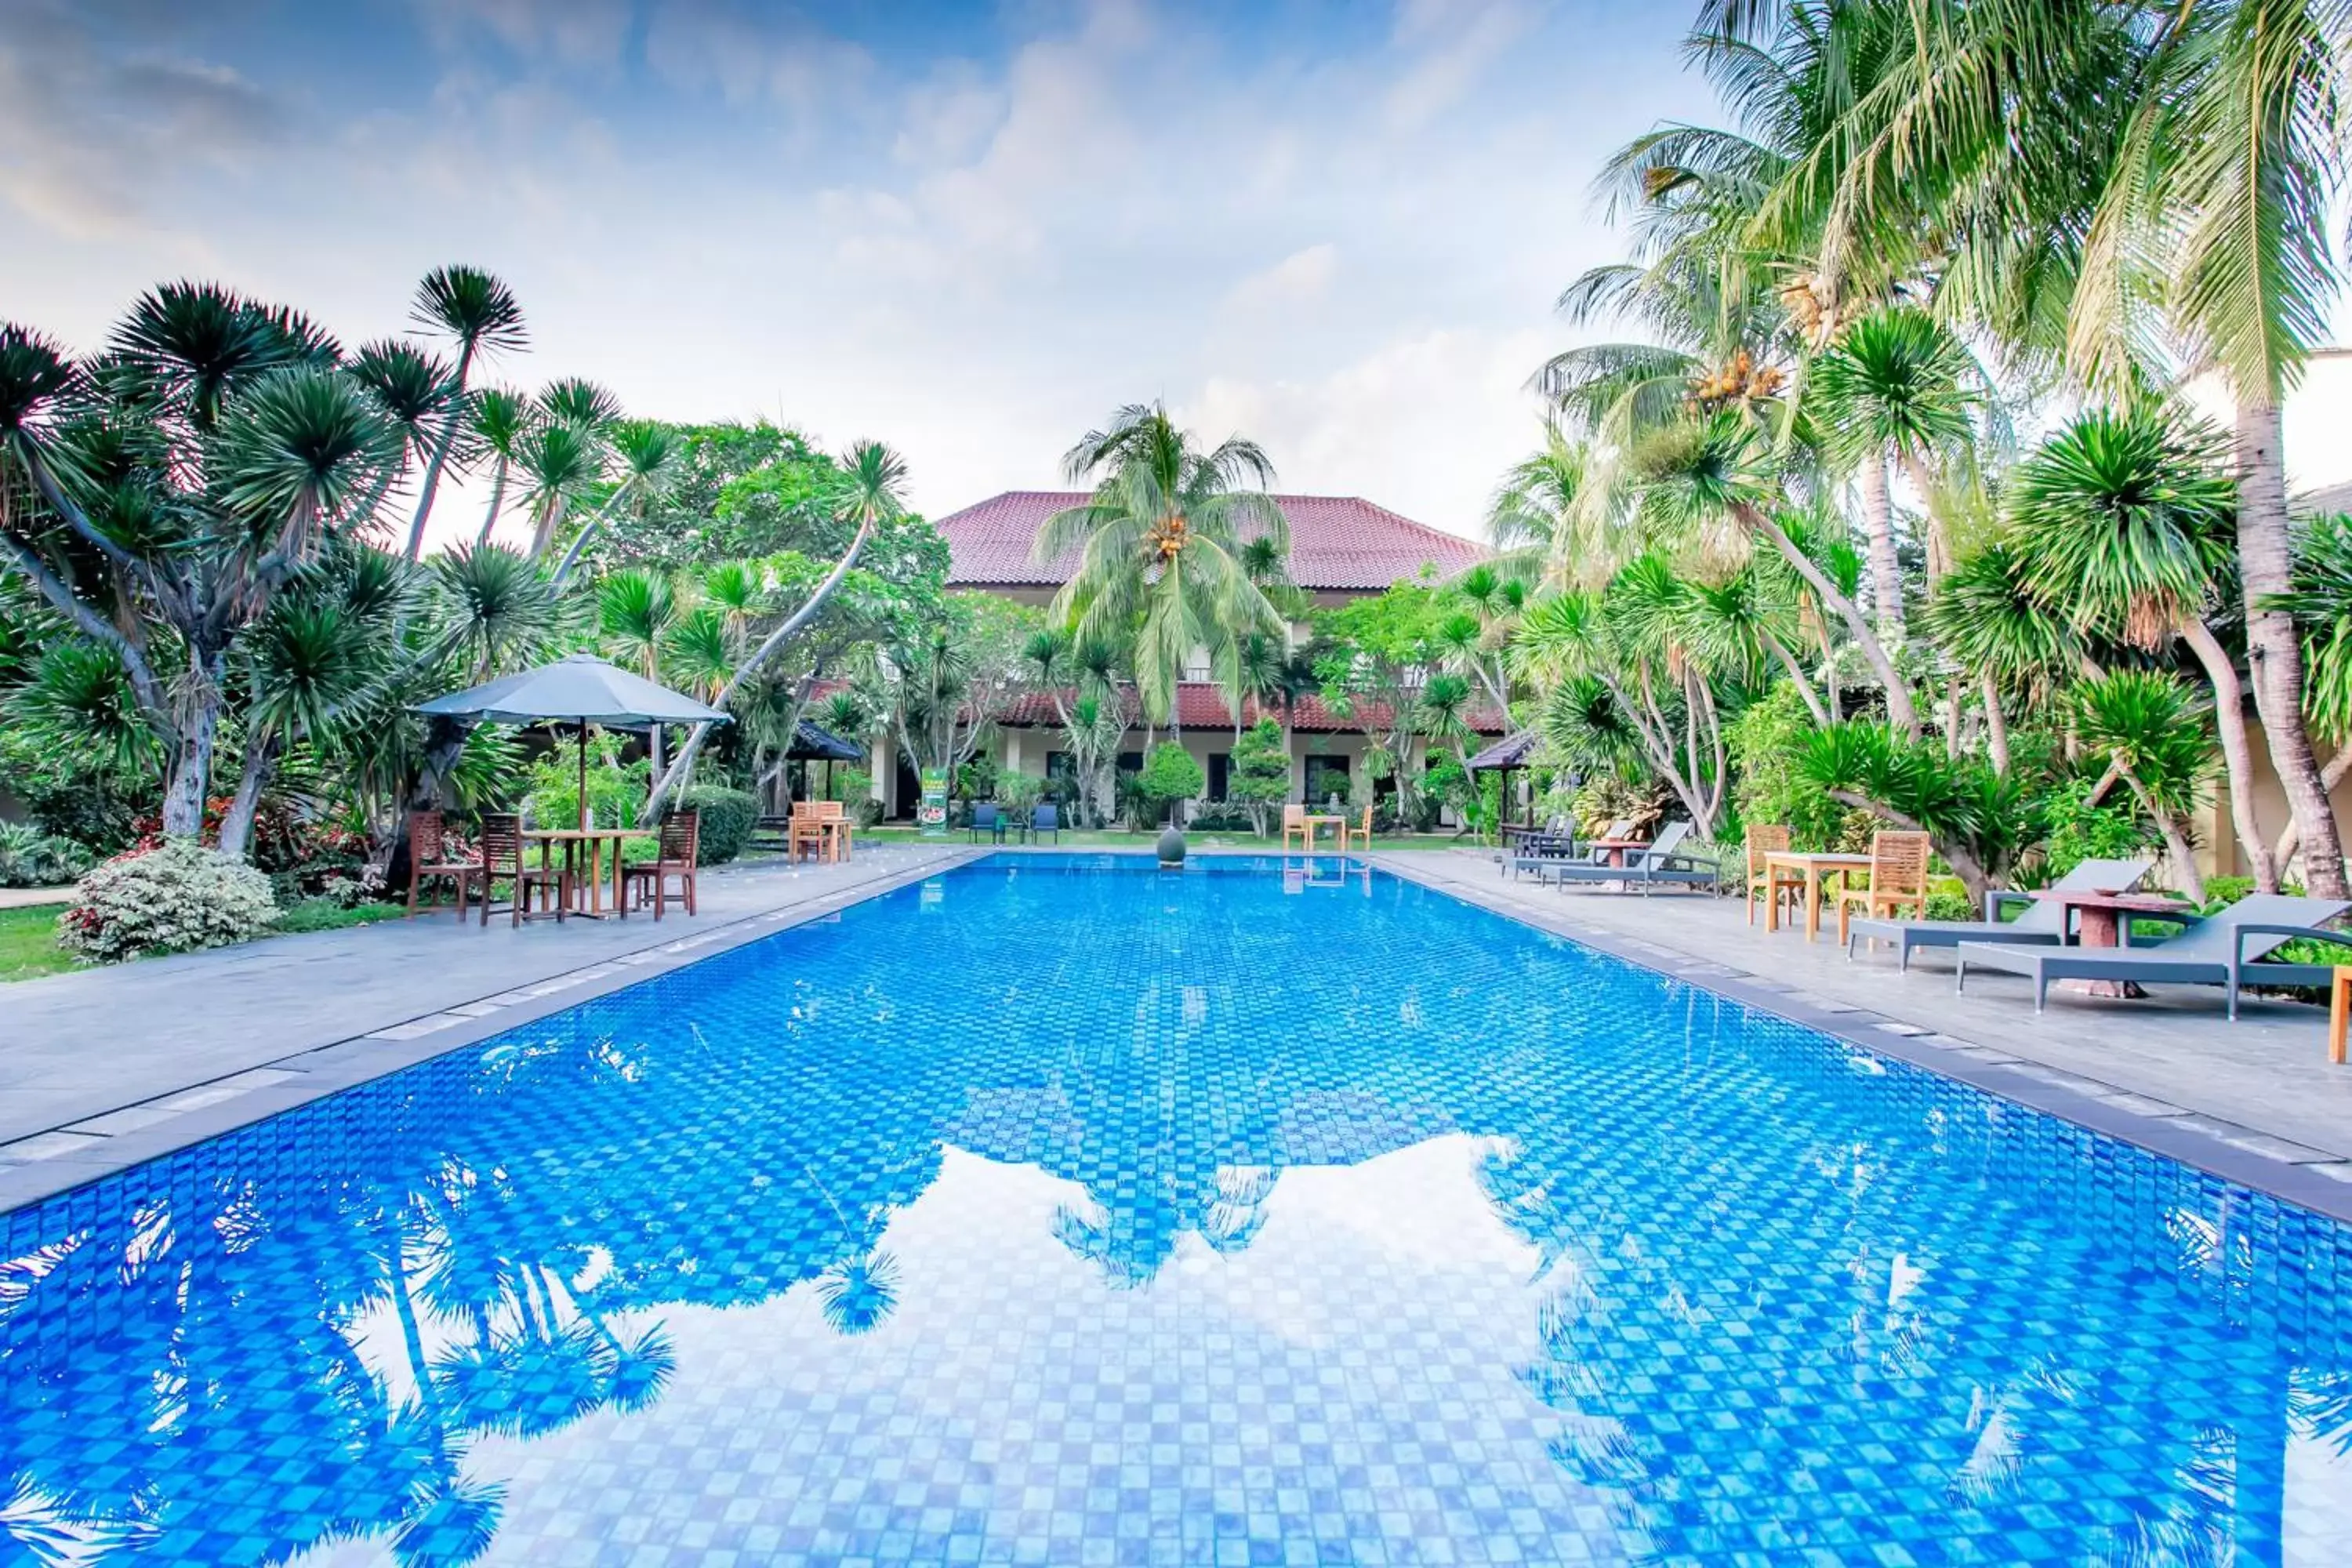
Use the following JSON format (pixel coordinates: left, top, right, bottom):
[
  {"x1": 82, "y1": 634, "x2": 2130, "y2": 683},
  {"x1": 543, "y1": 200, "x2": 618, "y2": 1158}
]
[{"x1": 354, "y1": 1146, "x2": 1585, "y2": 1565}]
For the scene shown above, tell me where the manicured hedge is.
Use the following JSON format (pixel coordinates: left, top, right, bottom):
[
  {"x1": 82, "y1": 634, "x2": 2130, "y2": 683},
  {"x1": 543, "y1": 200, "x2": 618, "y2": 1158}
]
[{"x1": 680, "y1": 786, "x2": 760, "y2": 865}]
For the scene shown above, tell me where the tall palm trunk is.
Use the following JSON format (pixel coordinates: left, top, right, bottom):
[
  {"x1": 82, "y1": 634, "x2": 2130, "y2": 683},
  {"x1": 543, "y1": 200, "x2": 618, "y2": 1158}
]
[
  {"x1": 1980, "y1": 673, "x2": 2010, "y2": 775},
  {"x1": 2238, "y1": 397, "x2": 2347, "y2": 897},
  {"x1": 405, "y1": 343, "x2": 475, "y2": 561},
  {"x1": 1859, "y1": 449, "x2": 1905, "y2": 642},
  {"x1": 2179, "y1": 618, "x2": 2279, "y2": 892},
  {"x1": 476, "y1": 455, "x2": 511, "y2": 547}
]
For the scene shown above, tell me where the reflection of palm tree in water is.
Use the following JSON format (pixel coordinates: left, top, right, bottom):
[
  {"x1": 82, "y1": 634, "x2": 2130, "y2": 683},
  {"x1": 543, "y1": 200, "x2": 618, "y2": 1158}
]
[
  {"x1": 802, "y1": 1160, "x2": 902, "y2": 1335},
  {"x1": 1051, "y1": 1165, "x2": 1278, "y2": 1288}
]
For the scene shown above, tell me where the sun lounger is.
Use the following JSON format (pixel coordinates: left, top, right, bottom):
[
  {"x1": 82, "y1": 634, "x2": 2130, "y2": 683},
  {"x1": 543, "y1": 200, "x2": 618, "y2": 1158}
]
[
  {"x1": 1844, "y1": 857, "x2": 2154, "y2": 970},
  {"x1": 1547, "y1": 821, "x2": 1721, "y2": 895},
  {"x1": 1954, "y1": 892, "x2": 2352, "y2": 1018},
  {"x1": 1512, "y1": 817, "x2": 1624, "y2": 881}
]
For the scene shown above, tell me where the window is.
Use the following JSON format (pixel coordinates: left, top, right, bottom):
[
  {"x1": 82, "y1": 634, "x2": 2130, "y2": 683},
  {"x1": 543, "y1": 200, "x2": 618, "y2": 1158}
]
[
  {"x1": 1044, "y1": 751, "x2": 1075, "y2": 787},
  {"x1": 1303, "y1": 753, "x2": 1350, "y2": 806},
  {"x1": 1117, "y1": 751, "x2": 1143, "y2": 776},
  {"x1": 1207, "y1": 753, "x2": 1229, "y2": 800}
]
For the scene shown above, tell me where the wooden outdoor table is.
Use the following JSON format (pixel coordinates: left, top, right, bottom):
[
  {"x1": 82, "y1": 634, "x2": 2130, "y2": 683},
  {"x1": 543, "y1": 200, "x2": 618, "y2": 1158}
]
[
  {"x1": 521, "y1": 828, "x2": 655, "y2": 919},
  {"x1": 1299, "y1": 813, "x2": 1346, "y2": 848},
  {"x1": 2029, "y1": 888, "x2": 2193, "y2": 997},
  {"x1": 1590, "y1": 837, "x2": 1650, "y2": 869},
  {"x1": 1762, "y1": 851, "x2": 1875, "y2": 942}
]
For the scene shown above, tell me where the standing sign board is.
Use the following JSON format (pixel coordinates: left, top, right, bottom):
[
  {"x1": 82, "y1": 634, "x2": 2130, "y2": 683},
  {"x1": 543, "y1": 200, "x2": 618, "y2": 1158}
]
[{"x1": 917, "y1": 768, "x2": 948, "y2": 837}]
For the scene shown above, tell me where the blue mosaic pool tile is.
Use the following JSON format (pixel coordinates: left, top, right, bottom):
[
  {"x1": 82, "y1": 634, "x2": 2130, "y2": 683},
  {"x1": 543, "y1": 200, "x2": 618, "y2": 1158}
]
[{"x1": 2, "y1": 854, "x2": 2350, "y2": 1564}]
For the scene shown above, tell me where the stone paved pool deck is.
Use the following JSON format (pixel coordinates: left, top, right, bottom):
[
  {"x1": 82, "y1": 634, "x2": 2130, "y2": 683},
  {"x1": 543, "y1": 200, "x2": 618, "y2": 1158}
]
[
  {"x1": 1375, "y1": 848, "x2": 2352, "y2": 1223},
  {"x1": 6, "y1": 843, "x2": 2352, "y2": 1224},
  {"x1": 0, "y1": 843, "x2": 976, "y2": 1210}
]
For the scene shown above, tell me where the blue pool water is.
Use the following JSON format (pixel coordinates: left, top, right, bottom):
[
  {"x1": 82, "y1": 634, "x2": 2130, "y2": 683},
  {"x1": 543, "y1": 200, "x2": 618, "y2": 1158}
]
[{"x1": 4, "y1": 854, "x2": 2350, "y2": 1566}]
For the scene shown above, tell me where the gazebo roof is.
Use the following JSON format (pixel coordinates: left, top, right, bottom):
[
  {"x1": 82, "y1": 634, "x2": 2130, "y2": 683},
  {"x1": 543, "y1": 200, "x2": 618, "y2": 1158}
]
[{"x1": 1465, "y1": 730, "x2": 1540, "y2": 771}]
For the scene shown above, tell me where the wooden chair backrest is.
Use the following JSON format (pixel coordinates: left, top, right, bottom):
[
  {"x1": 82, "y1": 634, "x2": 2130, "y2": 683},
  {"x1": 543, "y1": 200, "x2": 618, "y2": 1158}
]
[
  {"x1": 478, "y1": 814, "x2": 521, "y2": 873},
  {"x1": 1744, "y1": 822, "x2": 1791, "y2": 876},
  {"x1": 812, "y1": 800, "x2": 843, "y2": 819},
  {"x1": 1357, "y1": 804, "x2": 1373, "y2": 835},
  {"x1": 408, "y1": 810, "x2": 448, "y2": 865},
  {"x1": 658, "y1": 808, "x2": 699, "y2": 865},
  {"x1": 1282, "y1": 803, "x2": 1306, "y2": 829},
  {"x1": 1870, "y1": 829, "x2": 1932, "y2": 897}
]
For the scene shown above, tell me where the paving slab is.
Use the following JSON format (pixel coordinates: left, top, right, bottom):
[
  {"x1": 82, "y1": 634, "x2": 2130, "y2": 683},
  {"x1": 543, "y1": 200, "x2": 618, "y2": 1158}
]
[{"x1": 0, "y1": 845, "x2": 967, "y2": 1150}]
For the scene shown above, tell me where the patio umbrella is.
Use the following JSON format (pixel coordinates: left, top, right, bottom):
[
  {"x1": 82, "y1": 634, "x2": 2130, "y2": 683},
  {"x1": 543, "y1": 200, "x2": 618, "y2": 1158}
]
[{"x1": 417, "y1": 653, "x2": 731, "y2": 830}]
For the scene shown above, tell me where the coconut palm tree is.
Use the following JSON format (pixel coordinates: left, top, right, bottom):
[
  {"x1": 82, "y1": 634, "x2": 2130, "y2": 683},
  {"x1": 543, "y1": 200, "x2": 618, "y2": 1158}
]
[
  {"x1": 1487, "y1": 426, "x2": 1611, "y2": 586},
  {"x1": 1036, "y1": 404, "x2": 1290, "y2": 734},
  {"x1": 2009, "y1": 405, "x2": 2277, "y2": 888},
  {"x1": 401, "y1": 267, "x2": 526, "y2": 561}
]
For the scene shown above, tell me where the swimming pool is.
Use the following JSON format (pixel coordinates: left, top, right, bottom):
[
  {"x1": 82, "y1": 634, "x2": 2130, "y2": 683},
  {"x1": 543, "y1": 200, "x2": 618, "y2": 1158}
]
[{"x1": 3, "y1": 852, "x2": 2348, "y2": 1564}]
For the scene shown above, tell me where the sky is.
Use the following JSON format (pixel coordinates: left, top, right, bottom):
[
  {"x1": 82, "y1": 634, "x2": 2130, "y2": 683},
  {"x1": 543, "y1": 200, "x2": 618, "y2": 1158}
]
[{"x1": 5, "y1": 0, "x2": 2351, "y2": 551}]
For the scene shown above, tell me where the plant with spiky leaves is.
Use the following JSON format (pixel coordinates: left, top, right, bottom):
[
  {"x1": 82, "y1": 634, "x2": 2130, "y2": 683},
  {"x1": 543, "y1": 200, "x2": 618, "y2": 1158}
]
[{"x1": 401, "y1": 267, "x2": 526, "y2": 560}]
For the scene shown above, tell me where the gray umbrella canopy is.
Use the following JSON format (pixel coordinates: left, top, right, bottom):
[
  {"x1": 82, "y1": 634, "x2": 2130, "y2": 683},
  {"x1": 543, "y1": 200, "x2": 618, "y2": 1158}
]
[{"x1": 417, "y1": 653, "x2": 730, "y2": 728}]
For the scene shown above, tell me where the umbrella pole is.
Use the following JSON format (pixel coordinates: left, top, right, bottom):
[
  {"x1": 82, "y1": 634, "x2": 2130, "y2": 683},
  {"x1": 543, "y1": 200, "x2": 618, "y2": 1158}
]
[{"x1": 578, "y1": 724, "x2": 589, "y2": 833}]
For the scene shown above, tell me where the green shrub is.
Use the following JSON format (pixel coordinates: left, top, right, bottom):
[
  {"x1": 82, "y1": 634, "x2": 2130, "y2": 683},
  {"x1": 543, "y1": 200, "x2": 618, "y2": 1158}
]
[
  {"x1": 823, "y1": 766, "x2": 873, "y2": 806},
  {"x1": 680, "y1": 785, "x2": 759, "y2": 864},
  {"x1": 996, "y1": 772, "x2": 1045, "y2": 815},
  {"x1": 2201, "y1": 875, "x2": 2256, "y2": 911},
  {"x1": 60, "y1": 840, "x2": 278, "y2": 964},
  {"x1": 1138, "y1": 743, "x2": 1203, "y2": 823},
  {"x1": 1727, "y1": 683, "x2": 1849, "y2": 848},
  {"x1": 0, "y1": 822, "x2": 96, "y2": 888},
  {"x1": 528, "y1": 734, "x2": 652, "y2": 829}
]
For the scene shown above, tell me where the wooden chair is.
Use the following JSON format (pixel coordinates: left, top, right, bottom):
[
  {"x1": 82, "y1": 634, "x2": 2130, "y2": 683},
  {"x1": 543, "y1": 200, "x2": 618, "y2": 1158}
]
[
  {"x1": 1835, "y1": 829, "x2": 1932, "y2": 946},
  {"x1": 477, "y1": 814, "x2": 568, "y2": 926},
  {"x1": 1282, "y1": 803, "x2": 1311, "y2": 852},
  {"x1": 1743, "y1": 822, "x2": 1791, "y2": 927},
  {"x1": 815, "y1": 799, "x2": 851, "y2": 862},
  {"x1": 405, "y1": 810, "x2": 481, "y2": 920},
  {"x1": 789, "y1": 803, "x2": 829, "y2": 864},
  {"x1": 622, "y1": 809, "x2": 700, "y2": 920},
  {"x1": 1341, "y1": 804, "x2": 1374, "y2": 852}
]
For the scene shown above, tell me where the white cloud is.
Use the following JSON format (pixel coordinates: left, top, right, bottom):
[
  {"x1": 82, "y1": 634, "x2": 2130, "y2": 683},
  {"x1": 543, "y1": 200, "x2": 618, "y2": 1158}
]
[
  {"x1": 416, "y1": 0, "x2": 631, "y2": 68},
  {"x1": 1383, "y1": 0, "x2": 1538, "y2": 132},
  {"x1": 1225, "y1": 244, "x2": 1339, "y2": 314},
  {"x1": 1181, "y1": 325, "x2": 1554, "y2": 535}
]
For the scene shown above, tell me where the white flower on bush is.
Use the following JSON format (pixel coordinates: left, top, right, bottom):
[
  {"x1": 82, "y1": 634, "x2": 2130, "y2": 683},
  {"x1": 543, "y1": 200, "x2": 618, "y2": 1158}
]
[{"x1": 59, "y1": 839, "x2": 279, "y2": 964}]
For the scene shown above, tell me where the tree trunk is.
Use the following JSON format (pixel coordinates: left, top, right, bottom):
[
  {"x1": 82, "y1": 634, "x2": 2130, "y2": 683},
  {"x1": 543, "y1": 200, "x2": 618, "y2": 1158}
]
[
  {"x1": 2272, "y1": 744, "x2": 2352, "y2": 864},
  {"x1": 1759, "y1": 628, "x2": 1829, "y2": 725},
  {"x1": 1940, "y1": 673, "x2": 1962, "y2": 758},
  {"x1": 218, "y1": 732, "x2": 281, "y2": 862},
  {"x1": 1859, "y1": 448, "x2": 1905, "y2": 642},
  {"x1": 1900, "y1": 449, "x2": 1951, "y2": 588},
  {"x1": 2177, "y1": 618, "x2": 2279, "y2": 892},
  {"x1": 1980, "y1": 672, "x2": 2010, "y2": 775},
  {"x1": 475, "y1": 456, "x2": 510, "y2": 547},
  {"x1": 2238, "y1": 395, "x2": 2347, "y2": 897},
  {"x1": 1737, "y1": 501, "x2": 1918, "y2": 738},
  {"x1": 405, "y1": 343, "x2": 476, "y2": 561},
  {"x1": 160, "y1": 678, "x2": 224, "y2": 840},
  {"x1": 644, "y1": 514, "x2": 875, "y2": 818}
]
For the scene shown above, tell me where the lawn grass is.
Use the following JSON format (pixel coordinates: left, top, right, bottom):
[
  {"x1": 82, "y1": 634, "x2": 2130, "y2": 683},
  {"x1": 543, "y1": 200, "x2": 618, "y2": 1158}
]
[
  {"x1": 0, "y1": 895, "x2": 416, "y2": 983},
  {"x1": 0, "y1": 904, "x2": 74, "y2": 982}
]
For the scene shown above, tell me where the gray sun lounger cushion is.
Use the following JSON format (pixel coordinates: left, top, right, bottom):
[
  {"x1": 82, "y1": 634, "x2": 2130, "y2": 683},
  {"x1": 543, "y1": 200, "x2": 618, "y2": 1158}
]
[
  {"x1": 1844, "y1": 858, "x2": 2154, "y2": 969},
  {"x1": 1953, "y1": 892, "x2": 2352, "y2": 1018}
]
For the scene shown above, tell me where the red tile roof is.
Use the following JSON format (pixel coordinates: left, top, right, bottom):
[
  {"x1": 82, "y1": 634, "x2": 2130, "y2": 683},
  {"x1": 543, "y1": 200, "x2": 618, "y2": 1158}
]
[
  {"x1": 998, "y1": 684, "x2": 1505, "y2": 735},
  {"x1": 937, "y1": 491, "x2": 1486, "y2": 592}
]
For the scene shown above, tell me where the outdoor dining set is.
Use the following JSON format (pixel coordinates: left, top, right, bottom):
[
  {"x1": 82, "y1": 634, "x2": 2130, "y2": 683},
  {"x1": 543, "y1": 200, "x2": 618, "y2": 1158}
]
[{"x1": 1503, "y1": 816, "x2": 2352, "y2": 1048}]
